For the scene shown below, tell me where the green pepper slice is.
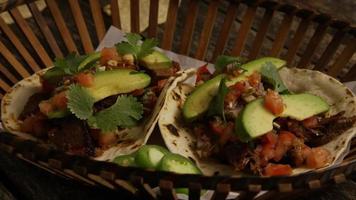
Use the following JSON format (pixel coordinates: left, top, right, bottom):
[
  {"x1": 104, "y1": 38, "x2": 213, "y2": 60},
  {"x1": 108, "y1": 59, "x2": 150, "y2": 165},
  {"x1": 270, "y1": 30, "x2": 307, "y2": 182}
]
[{"x1": 134, "y1": 145, "x2": 169, "y2": 169}]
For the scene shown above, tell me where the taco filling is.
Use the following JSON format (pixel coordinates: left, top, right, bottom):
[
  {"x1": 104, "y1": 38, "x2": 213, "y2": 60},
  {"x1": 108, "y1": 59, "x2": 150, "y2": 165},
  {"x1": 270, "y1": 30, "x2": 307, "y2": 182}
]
[
  {"x1": 16, "y1": 33, "x2": 180, "y2": 157},
  {"x1": 159, "y1": 56, "x2": 356, "y2": 176}
]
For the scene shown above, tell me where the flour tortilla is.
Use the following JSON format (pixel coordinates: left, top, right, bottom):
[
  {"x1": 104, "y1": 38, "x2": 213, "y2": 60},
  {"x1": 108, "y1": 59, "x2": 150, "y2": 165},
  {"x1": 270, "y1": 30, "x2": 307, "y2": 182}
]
[
  {"x1": 158, "y1": 68, "x2": 356, "y2": 176},
  {"x1": 1, "y1": 68, "x2": 177, "y2": 161}
]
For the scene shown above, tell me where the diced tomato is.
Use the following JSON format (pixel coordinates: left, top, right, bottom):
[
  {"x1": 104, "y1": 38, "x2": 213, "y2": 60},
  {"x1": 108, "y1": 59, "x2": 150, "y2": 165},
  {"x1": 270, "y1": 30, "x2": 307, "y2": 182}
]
[
  {"x1": 261, "y1": 131, "x2": 278, "y2": 147},
  {"x1": 264, "y1": 163, "x2": 292, "y2": 176},
  {"x1": 75, "y1": 73, "x2": 94, "y2": 87},
  {"x1": 100, "y1": 47, "x2": 120, "y2": 65},
  {"x1": 233, "y1": 81, "x2": 246, "y2": 92},
  {"x1": 196, "y1": 64, "x2": 211, "y2": 83},
  {"x1": 39, "y1": 101, "x2": 53, "y2": 115},
  {"x1": 131, "y1": 89, "x2": 145, "y2": 96},
  {"x1": 218, "y1": 122, "x2": 235, "y2": 145},
  {"x1": 157, "y1": 79, "x2": 168, "y2": 91},
  {"x1": 292, "y1": 144, "x2": 312, "y2": 167},
  {"x1": 224, "y1": 89, "x2": 239, "y2": 106},
  {"x1": 278, "y1": 131, "x2": 296, "y2": 146},
  {"x1": 98, "y1": 132, "x2": 118, "y2": 148},
  {"x1": 209, "y1": 120, "x2": 225, "y2": 135},
  {"x1": 302, "y1": 116, "x2": 319, "y2": 128},
  {"x1": 273, "y1": 131, "x2": 295, "y2": 162},
  {"x1": 260, "y1": 145, "x2": 275, "y2": 162},
  {"x1": 264, "y1": 89, "x2": 284, "y2": 115},
  {"x1": 52, "y1": 91, "x2": 68, "y2": 109},
  {"x1": 248, "y1": 71, "x2": 261, "y2": 88},
  {"x1": 306, "y1": 147, "x2": 331, "y2": 169}
]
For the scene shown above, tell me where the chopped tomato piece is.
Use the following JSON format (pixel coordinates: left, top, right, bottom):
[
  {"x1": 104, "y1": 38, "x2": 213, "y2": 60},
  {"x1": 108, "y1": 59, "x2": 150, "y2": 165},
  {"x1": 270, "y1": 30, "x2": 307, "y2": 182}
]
[
  {"x1": 260, "y1": 145, "x2": 275, "y2": 162},
  {"x1": 302, "y1": 116, "x2": 319, "y2": 128},
  {"x1": 264, "y1": 163, "x2": 292, "y2": 176},
  {"x1": 218, "y1": 122, "x2": 235, "y2": 145},
  {"x1": 98, "y1": 132, "x2": 118, "y2": 149},
  {"x1": 306, "y1": 147, "x2": 331, "y2": 169},
  {"x1": 292, "y1": 144, "x2": 312, "y2": 167},
  {"x1": 278, "y1": 131, "x2": 296, "y2": 146},
  {"x1": 52, "y1": 91, "x2": 68, "y2": 109},
  {"x1": 39, "y1": 101, "x2": 53, "y2": 115},
  {"x1": 209, "y1": 119, "x2": 225, "y2": 135},
  {"x1": 100, "y1": 47, "x2": 120, "y2": 65},
  {"x1": 196, "y1": 64, "x2": 211, "y2": 83},
  {"x1": 248, "y1": 71, "x2": 261, "y2": 88},
  {"x1": 157, "y1": 79, "x2": 168, "y2": 91},
  {"x1": 261, "y1": 131, "x2": 278, "y2": 147},
  {"x1": 273, "y1": 131, "x2": 295, "y2": 162},
  {"x1": 131, "y1": 89, "x2": 145, "y2": 96},
  {"x1": 75, "y1": 73, "x2": 94, "y2": 87},
  {"x1": 224, "y1": 89, "x2": 239, "y2": 106},
  {"x1": 233, "y1": 81, "x2": 246, "y2": 92},
  {"x1": 264, "y1": 89, "x2": 284, "y2": 115}
]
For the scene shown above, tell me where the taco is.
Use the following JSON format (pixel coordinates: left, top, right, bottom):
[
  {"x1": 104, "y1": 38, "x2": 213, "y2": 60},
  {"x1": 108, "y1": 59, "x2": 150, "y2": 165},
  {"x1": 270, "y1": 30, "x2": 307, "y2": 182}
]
[
  {"x1": 1, "y1": 33, "x2": 180, "y2": 161},
  {"x1": 158, "y1": 56, "x2": 356, "y2": 176}
]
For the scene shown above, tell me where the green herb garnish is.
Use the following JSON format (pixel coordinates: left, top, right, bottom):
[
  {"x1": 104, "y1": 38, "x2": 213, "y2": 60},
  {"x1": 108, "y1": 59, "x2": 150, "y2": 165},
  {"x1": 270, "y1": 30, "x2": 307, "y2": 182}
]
[
  {"x1": 116, "y1": 33, "x2": 158, "y2": 61},
  {"x1": 67, "y1": 84, "x2": 143, "y2": 132},
  {"x1": 214, "y1": 55, "x2": 246, "y2": 74},
  {"x1": 43, "y1": 52, "x2": 100, "y2": 81},
  {"x1": 67, "y1": 84, "x2": 95, "y2": 120},
  {"x1": 260, "y1": 61, "x2": 290, "y2": 94},
  {"x1": 207, "y1": 78, "x2": 229, "y2": 122}
]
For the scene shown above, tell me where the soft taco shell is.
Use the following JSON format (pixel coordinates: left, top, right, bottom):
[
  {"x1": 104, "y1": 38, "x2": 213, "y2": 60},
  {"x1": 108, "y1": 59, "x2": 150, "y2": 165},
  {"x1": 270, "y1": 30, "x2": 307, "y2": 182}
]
[
  {"x1": 1, "y1": 69, "x2": 176, "y2": 162},
  {"x1": 158, "y1": 68, "x2": 356, "y2": 176}
]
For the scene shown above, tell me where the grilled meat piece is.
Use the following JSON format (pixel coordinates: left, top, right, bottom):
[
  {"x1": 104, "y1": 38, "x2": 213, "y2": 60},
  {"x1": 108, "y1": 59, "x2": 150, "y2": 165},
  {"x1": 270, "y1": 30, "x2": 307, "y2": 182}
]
[
  {"x1": 282, "y1": 112, "x2": 355, "y2": 147},
  {"x1": 307, "y1": 115, "x2": 356, "y2": 146},
  {"x1": 48, "y1": 117, "x2": 95, "y2": 156},
  {"x1": 220, "y1": 141, "x2": 250, "y2": 171},
  {"x1": 19, "y1": 92, "x2": 50, "y2": 120}
]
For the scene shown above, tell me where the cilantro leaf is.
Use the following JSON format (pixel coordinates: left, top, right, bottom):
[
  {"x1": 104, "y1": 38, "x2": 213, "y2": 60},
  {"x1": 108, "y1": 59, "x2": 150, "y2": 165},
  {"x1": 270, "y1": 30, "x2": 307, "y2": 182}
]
[
  {"x1": 43, "y1": 52, "x2": 100, "y2": 82},
  {"x1": 116, "y1": 33, "x2": 159, "y2": 61},
  {"x1": 88, "y1": 96, "x2": 143, "y2": 132},
  {"x1": 138, "y1": 38, "x2": 159, "y2": 58},
  {"x1": 126, "y1": 33, "x2": 142, "y2": 45},
  {"x1": 116, "y1": 42, "x2": 140, "y2": 56},
  {"x1": 207, "y1": 78, "x2": 229, "y2": 122},
  {"x1": 67, "y1": 84, "x2": 95, "y2": 120},
  {"x1": 214, "y1": 55, "x2": 246, "y2": 74},
  {"x1": 260, "y1": 62, "x2": 290, "y2": 94}
]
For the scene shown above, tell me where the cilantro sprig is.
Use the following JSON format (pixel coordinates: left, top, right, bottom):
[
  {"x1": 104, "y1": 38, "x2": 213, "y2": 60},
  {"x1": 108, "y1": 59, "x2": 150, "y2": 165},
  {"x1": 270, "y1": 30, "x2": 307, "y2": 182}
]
[
  {"x1": 67, "y1": 84, "x2": 95, "y2": 119},
  {"x1": 260, "y1": 62, "x2": 290, "y2": 94},
  {"x1": 43, "y1": 52, "x2": 100, "y2": 81},
  {"x1": 88, "y1": 96, "x2": 143, "y2": 132},
  {"x1": 116, "y1": 33, "x2": 158, "y2": 61},
  {"x1": 207, "y1": 78, "x2": 229, "y2": 122},
  {"x1": 214, "y1": 55, "x2": 246, "y2": 74},
  {"x1": 67, "y1": 84, "x2": 143, "y2": 132}
]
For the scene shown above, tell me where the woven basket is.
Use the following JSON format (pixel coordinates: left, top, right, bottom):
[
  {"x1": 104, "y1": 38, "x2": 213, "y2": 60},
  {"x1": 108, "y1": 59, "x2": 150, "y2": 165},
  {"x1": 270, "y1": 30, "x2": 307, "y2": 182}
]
[{"x1": 0, "y1": 0, "x2": 355, "y2": 199}]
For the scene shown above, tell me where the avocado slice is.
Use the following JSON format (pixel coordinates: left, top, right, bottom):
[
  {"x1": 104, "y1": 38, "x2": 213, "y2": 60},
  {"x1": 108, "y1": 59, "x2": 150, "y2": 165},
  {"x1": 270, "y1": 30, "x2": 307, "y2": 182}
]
[
  {"x1": 139, "y1": 50, "x2": 172, "y2": 70},
  {"x1": 235, "y1": 93, "x2": 330, "y2": 142},
  {"x1": 86, "y1": 69, "x2": 151, "y2": 102},
  {"x1": 183, "y1": 57, "x2": 286, "y2": 121}
]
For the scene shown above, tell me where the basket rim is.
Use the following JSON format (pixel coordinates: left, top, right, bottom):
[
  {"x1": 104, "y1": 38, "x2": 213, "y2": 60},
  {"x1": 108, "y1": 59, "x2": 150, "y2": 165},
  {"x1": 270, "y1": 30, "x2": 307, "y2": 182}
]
[{"x1": 0, "y1": 130, "x2": 354, "y2": 192}]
